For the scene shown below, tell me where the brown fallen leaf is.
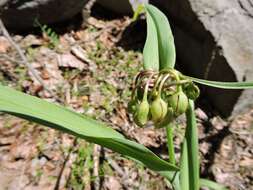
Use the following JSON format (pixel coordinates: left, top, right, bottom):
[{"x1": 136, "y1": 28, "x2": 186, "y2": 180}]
[
  {"x1": 0, "y1": 36, "x2": 11, "y2": 53},
  {"x1": 104, "y1": 176, "x2": 122, "y2": 190},
  {"x1": 57, "y1": 53, "x2": 86, "y2": 71}
]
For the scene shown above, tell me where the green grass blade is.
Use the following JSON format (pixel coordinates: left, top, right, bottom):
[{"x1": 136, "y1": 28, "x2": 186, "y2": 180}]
[
  {"x1": 144, "y1": 4, "x2": 176, "y2": 69},
  {"x1": 180, "y1": 139, "x2": 189, "y2": 190},
  {"x1": 200, "y1": 179, "x2": 228, "y2": 190},
  {"x1": 166, "y1": 124, "x2": 176, "y2": 165},
  {"x1": 189, "y1": 77, "x2": 253, "y2": 89},
  {"x1": 186, "y1": 100, "x2": 199, "y2": 190},
  {"x1": 143, "y1": 7, "x2": 159, "y2": 71},
  {"x1": 0, "y1": 84, "x2": 179, "y2": 172},
  {"x1": 160, "y1": 171, "x2": 181, "y2": 190}
]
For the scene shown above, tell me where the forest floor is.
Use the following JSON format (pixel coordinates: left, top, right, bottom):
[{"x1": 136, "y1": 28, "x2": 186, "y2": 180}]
[{"x1": 0, "y1": 6, "x2": 252, "y2": 190}]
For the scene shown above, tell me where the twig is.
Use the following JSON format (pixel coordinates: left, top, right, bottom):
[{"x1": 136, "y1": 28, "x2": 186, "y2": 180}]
[
  {"x1": 82, "y1": 0, "x2": 97, "y2": 26},
  {"x1": 105, "y1": 154, "x2": 130, "y2": 189},
  {"x1": 0, "y1": 18, "x2": 54, "y2": 96},
  {"x1": 54, "y1": 137, "x2": 78, "y2": 190},
  {"x1": 84, "y1": 0, "x2": 97, "y2": 12},
  {"x1": 93, "y1": 144, "x2": 101, "y2": 190},
  {"x1": 105, "y1": 156, "x2": 124, "y2": 177},
  {"x1": 0, "y1": 53, "x2": 21, "y2": 64}
]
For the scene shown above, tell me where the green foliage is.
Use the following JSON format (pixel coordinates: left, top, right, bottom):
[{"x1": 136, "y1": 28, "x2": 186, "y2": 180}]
[
  {"x1": 34, "y1": 19, "x2": 59, "y2": 49},
  {"x1": 190, "y1": 76, "x2": 253, "y2": 89},
  {"x1": 68, "y1": 143, "x2": 93, "y2": 190},
  {"x1": 42, "y1": 25, "x2": 59, "y2": 49},
  {"x1": 1, "y1": 3, "x2": 253, "y2": 190},
  {"x1": 200, "y1": 179, "x2": 228, "y2": 190},
  {"x1": 0, "y1": 84, "x2": 178, "y2": 172},
  {"x1": 144, "y1": 4, "x2": 176, "y2": 70},
  {"x1": 143, "y1": 7, "x2": 159, "y2": 70},
  {"x1": 185, "y1": 100, "x2": 199, "y2": 190},
  {"x1": 180, "y1": 139, "x2": 189, "y2": 190}
]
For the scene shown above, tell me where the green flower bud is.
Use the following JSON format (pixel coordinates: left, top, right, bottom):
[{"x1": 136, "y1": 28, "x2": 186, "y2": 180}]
[
  {"x1": 134, "y1": 100, "x2": 150, "y2": 127},
  {"x1": 155, "y1": 107, "x2": 174, "y2": 128},
  {"x1": 183, "y1": 83, "x2": 200, "y2": 100},
  {"x1": 167, "y1": 90, "x2": 188, "y2": 116},
  {"x1": 150, "y1": 96, "x2": 168, "y2": 124}
]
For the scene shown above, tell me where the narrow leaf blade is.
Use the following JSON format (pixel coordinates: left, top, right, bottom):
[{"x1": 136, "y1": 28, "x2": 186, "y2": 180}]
[
  {"x1": 200, "y1": 179, "x2": 228, "y2": 190},
  {"x1": 189, "y1": 77, "x2": 253, "y2": 89},
  {"x1": 143, "y1": 8, "x2": 159, "y2": 71},
  {"x1": 186, "y1": 100, "x2": 199, "y2": 190},
  {"x1": 144, "y1": 4, "x2": 176, "y2": 70},
  {"x1": 180, "y1": 139, "x2": 189, "y2": 190},
  {"x1": 0, "y1": 85, "x2": 178, "y2": 172}
]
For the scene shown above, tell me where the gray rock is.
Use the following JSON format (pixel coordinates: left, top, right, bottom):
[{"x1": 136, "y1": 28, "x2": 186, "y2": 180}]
[
  {"x1": 0, "y1": 0, "x2": 88, "y2": 29},
  {"x1": 151, "y1": 0, "x2": 253, "y2": 117}
]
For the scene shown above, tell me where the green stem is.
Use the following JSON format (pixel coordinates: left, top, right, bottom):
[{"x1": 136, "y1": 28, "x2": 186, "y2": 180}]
[
  {"x1": 185, "y1": 100, "x2": 199, "y2": 190},
  {"x1": 166, "y1": 123, "x2": 176, "y2": 165}
]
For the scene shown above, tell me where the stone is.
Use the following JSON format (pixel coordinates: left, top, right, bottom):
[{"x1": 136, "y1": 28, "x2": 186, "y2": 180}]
[{"x1": 0, "y1": 0, "x2": 88, "y2": 29}]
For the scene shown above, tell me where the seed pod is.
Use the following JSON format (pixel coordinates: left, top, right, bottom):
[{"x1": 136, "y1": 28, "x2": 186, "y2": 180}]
[
  {"x1": 183, "y1": 83, "x2": 200, "y2": 100},
  {"x1": 155, "y1": 107, "x2": 174, "y2": 128},
  {"x1": 167, "y1": 90, "x2": 188, "y2": 116},
  {"x1": 150, "y1": 96, "x2": 168, "y2": 124},
  {"x1": 133, "y1": 100, "x2": 150, "y2": 127}
]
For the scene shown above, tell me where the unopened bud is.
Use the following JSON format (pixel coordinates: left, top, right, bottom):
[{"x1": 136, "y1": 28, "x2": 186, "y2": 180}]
[
  {"x1": 167, "y1": 90, "x2": 188, "y2": 116},
  {"x1": 134, "y1": 100, "x2": 150, "y2": 127},
  {"x1": 155, "y1": 107, "x2": 174, "y2": 128},
  {"x1": 150, "y1": 96, "x2": 168, "y2": 123},
  {"x1": 183, "y1": 83, "x2": 200, "y2": 100}
]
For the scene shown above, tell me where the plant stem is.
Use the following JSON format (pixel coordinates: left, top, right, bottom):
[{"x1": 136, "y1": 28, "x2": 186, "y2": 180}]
[
  {"x1": 166, "y1": 123, "x2": 176, "y2": 165},
  {"x1": 185, "y1": 100, "x2": 199, "y2": 190}
]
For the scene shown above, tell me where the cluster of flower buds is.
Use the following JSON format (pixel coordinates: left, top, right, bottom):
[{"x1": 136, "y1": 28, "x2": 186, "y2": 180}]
[{"x1": 128, "y1": 69, "x2": 200, "y2": 128}]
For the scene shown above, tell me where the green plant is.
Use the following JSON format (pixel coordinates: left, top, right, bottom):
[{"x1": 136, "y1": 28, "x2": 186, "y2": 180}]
[
  {"x1": 0, "y1": 4, "x2": 253, "y2": 190},
  {"x1": 68, "y1": 142, "x2": 93, "y2": 190},
  {"x1": 34, "y1": 19, "x2": 59, "y2": 49}
]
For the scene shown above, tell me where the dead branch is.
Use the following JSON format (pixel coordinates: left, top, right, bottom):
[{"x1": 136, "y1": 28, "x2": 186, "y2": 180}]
[
  {"x1": 93, "y1": 144, "x2": 101, "y2": 190},
  {"x1": 0, "y1": 18, "x2": 55, "y2": 96}
]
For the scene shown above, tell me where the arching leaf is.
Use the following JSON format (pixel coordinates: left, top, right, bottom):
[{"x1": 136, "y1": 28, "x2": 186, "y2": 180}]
[{"x1": 0, "y1": 84, "x2": 179, "y2": 172}]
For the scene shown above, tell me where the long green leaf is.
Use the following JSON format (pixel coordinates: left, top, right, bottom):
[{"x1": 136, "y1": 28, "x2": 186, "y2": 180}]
[
  {"x1": 166, "y1": 124, "x2": 176, "y2": 165},
  {"x1": 186, "y1": 100, "x2": 199, "y2": 190},
  {"x1": 189, "y1": 77, "x2": 253, "y2": 89},
  {"x1": 144, "y1": 4, "x2": 176, "y2": 70},
  {"x1": 200, "y1": 179, "x2": 228, "y2": 190},
  {"x1": 0, "y1": 84, "x2": 178, "y2": 171},
  {"x1": 143, "y1": 7, "x2": 159, "y2": 71},
  {"x1": 180, "y1": 139, "x2": 189, "y2": 190},
  {"x1": 160, "y1": 171, "x2": 181, "y2": 190}
]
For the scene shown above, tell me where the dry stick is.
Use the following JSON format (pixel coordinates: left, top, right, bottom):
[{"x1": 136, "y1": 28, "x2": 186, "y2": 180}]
[
  {"x1": 0, "y1": 19, "x2": 55, "y2": 96},
  {"x1": 82, "y1": 0, "x2": 97, "y2": 25},
  {"x1": 54, "y1": 137, "x2": 78, "y2": 190},
  {"x1": 93, "y1": 144, "x2": 101, "y2": 190},
  {"x1": 0, "y1": 53, "x2": 22, "y2": 64},
  {"x1": 105, "y1": 155, "x2": 129, "y2": 189}
]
